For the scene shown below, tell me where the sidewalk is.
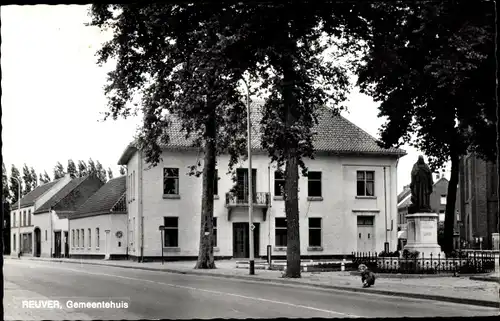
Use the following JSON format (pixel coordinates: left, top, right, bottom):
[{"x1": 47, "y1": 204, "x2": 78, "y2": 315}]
[{"x1": 8, "y1": 256, "x2": 500, "y2": 308}]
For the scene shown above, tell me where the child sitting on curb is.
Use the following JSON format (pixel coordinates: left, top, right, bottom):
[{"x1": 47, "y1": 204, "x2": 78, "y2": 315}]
[{"x1": 358, "y1": 264, "x2": 376, "y2": 288}]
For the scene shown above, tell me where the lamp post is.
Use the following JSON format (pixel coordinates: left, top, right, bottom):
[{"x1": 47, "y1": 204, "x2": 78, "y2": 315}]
[
  {"x1": 12, "y1": 177, "x2": 21, "y2": 257},
  {"x1": 241, "y1": 76, "x2": 255, "y2": 275}
]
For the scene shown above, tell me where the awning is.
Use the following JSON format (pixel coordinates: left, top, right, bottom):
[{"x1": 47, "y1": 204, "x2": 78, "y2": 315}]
[{"x1": 398, "y1": 230, "x2": 407, "y2": 239}]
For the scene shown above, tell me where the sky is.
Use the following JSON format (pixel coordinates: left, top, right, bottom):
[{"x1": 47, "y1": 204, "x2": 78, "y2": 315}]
[{"x1": 1, "y1": 5, "x2": 451, "y2": 192}]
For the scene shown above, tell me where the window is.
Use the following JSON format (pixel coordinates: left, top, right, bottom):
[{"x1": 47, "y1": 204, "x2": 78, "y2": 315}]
[
  {"x1": 213, "y1": 169, "x2": 219, "y2": 196},
  {"x1": 12, "y1": 212, "x2": 15, "y2": 227},
  {"x1": 13, "y1": 234, "x2": 16, "y2": 251},
  {"x1": 81, "y1": 229, "x2": 84, "y2": 248},
  {"x1": 77, "y1": 229, "x2": 79, "y2": 247},
  {"x1": 96, "y1": 228, "x2": 100, "y2": 248},
  {"x1": 308, "y1": 218, "x2": 322, "y2": 247},
  {"x1": 21, "y1": 210, "x2": 24, "y2": 226},
  {"x1": 45, "y1": 230, "x2": 47, "y2": 241},
  {"x1": 212, "y1": 217, "x2": 217, "y2": 247},
  {"x1": 275, "y1": 218, "x2": 287, "y2": 247},
  {"x1": 24, "y1": 210, "x2": 27, "y2": 226},
  {"x1": 88, "y1": 228, "x2": 91, "y2": 248},
  {"x1": 274, "y1": 171, "x2": 285, "y2": 196},
  {"x1": 308, "y1": 171, "x2": 322, "y2": 197},
  {"x1": 357, "y1": 171, "x2": 375, "y2": 196},
  {"x1": 28, "y1": 210, "x2": 31, "y2": 226},
  {"x1": 163, "y1": 217, "x2": 179, "y2": 247},
  {"x1": 357, "y1": 216, "x2": 374, "y2": 226},
  {"x1": 440, "y1": 195, "x2": 447, "y2": 205},
  {"x1": 72, "y1": 230, "x2": 75, "y2": 247},
  {"x1": 163, "y1": 168, "x2": 179, "y2": 195}
]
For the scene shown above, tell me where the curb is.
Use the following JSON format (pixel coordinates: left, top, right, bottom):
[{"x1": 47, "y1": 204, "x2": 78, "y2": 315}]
[
  {"x1": 16, "y1": 257, "x2": 500, "y2": 309},
  {"x1": 470, "y1": 276, "x2": 500, "y2": 283}
]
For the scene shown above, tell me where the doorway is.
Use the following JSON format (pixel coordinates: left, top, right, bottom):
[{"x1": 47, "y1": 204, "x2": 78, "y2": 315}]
[
  {"x1": 34, "y1": 228, "x2": 41, "y2": 257},
  {"x1": 236, "y1": 168, "x2": 257, "y2": 202},
  {"x1": 357, "y1": 216, "x2": 375, "y2": 253},
  {"x1": 64, "y1": 231, "x2": 69, "y2": 258},
  {"x1": 232, "y1": 222, "x2": 260, "y2": 258},
  {"x1": 54, "y1": 231, "x2": 61, "y2": 258}
]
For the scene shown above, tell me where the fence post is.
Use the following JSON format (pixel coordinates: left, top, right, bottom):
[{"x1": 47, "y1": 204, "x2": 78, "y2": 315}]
[{"x1": 430, "y1": 253, "x2": 433, "y2": 274}]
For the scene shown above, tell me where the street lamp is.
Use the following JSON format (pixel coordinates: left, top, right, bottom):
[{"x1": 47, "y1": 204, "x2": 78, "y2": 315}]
[
  {"x1": 12, "y1": 177, "x2": 21, "y2": 257},
  {"x1": 240, "y1": 76, "x2": 255, "y2": 276}
]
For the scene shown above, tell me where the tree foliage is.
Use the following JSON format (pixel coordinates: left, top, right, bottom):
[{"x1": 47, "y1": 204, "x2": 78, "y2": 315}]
[
  {"x1": 77, "y1": 160, "x2": 88, "y2": 178},
  {"x1": 107, "y1": 167, "x2": 114, "y2": 180},
  {"x1": 67, "y1": 159, "x2": 77, "y2": 179},
  {"x1": 2, "y1": 162, "x2": 10, "y2": 203},
  {"x1": 9, "y1": 165, "x2": 22, "y2": 205},
  {"x1": 346, "y1": 2, "x2": 496, "y2": 252},
  {"x1": 87, "y1": 158, "x2": 97, "y2": 176},
  {"x1": 54, "y1": 162, "x2": 66, "y2": 180},
  {"x1": 30, "y1": 167, "x2": 38, "y2": 190},
  {"x1": 22, "y1": 164, "x2": 33, "y2": 195},
  {"x1": 42, "y1": 171, "x2": 51, "y2": 184},
  {"x1": 95, "y1": 160, "x2": 107, "y2": 182},
  {"x1": 119, "y1": 166, "x2": 126, "y2": 176}
]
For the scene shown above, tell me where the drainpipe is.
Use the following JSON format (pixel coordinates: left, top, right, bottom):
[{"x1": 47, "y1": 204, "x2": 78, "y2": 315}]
[
  {"x1": 139, "y1": 149, "x2": 144, "y2": 263},
  {"x1": 384, "y1": 167, "x2": 389, "y2": 252},
  {"x1": 268, "y1": 163, "x2": 271, "y2": 247},
  {"x1": 49, "y1": 207, "x2": 53, "y2": 258}
]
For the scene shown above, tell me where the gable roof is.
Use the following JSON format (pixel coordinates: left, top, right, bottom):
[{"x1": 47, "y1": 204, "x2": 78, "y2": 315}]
[
  {"x1": 33, "y1": 175, "x2": 101, "y2": 214},
  {"x1": 118, "y1": 101, "x2": 406, "y2": 165},
  {"x1": 12, "y1": 179, "x2": 62, "y2": 209},
  {"x1": 71, "y1": 176, "x2": 127, "y2": 218}
]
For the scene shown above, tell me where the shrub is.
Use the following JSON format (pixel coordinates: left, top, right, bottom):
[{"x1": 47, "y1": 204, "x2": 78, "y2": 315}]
[
  {"x1": 378, "y1": 251, "x2": 400, "y2": 257},
  {"x1": 402, "y1": 249, "x2": 419, "y2": 259}
]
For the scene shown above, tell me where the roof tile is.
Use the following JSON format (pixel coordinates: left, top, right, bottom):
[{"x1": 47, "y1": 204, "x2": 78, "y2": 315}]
[{"x1": 72, "y1": 176, "x2": 127, "y2": 217}]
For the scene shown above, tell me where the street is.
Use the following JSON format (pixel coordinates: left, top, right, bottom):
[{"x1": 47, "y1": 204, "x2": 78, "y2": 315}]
[{"x1": 4, "y1": 259, "x2": 499, "y2": 319}]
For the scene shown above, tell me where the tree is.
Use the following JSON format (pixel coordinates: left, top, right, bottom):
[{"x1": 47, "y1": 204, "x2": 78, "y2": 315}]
[
  {"x1": 119, "y1": 166, "x2": 126, "y2": 176},
  {"x1": 9, "y1": 165, "x2": 22, "y2": 205},
  {"x1": 2, "y1": 162, "x2": 10, "y2": 203},
  {"x1": 87, "y1": 158, "x2": 97, "y2": 176},
  {"x1": 42, "y1": 171, "x2": 51, "y2": 184},
  {"x1": 53, "y1": 162, "x2": 66, "y2": 180},
  {"x1": 22, "y1": 164, "x2": 33, "y2": 195},
  {"x1": 77, "y1": 160, "x2": 88, "y2": 177},
  {"x1": 346, "y1": 2, "x2": 496, "y2": 253},
  {"x1": 95, "y1": 160, "x2": 107, "y2": 182},
  {"x1": 67, "y1": 159, "x2": 77, "y2": 179},
  {"x1": 90, "y1": 3, "x2": 256, "y2": 269},
  {"x1": 107, "y1": 167, "x2": 114, "y2": 180},
  {"x1": 30, "y1": 167, "x2": 38, "y2": 190}
]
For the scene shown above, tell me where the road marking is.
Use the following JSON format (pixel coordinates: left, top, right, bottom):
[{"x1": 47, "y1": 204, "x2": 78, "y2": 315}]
[{"x1": 10, "y1": 261, "x2": 360, "y2": 318}]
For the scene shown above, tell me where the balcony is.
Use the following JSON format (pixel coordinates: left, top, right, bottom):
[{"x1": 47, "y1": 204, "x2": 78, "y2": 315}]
[{"x1": 225, "y1": 192, "x2": 271, "y2": 221}]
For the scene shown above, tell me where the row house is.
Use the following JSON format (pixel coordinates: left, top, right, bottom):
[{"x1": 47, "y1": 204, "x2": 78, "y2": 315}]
[
  {"x1": 119, "y1": 103, "x2": 406, "y2": 261},
  {"x1": 68, "y1": 176, "x2": 127, "y2": 259}
]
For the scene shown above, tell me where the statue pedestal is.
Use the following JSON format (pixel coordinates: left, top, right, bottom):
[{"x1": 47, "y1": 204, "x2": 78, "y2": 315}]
[{"x1": 403, "y1": 213, "x2": 445, "y2": 258}]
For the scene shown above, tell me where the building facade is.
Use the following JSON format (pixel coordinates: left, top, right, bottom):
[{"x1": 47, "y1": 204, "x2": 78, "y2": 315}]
[
  {"x1": 459, "y1": 153, "x2": 499, "y2": 250},
  {"x1": 119, "y1": 104, "x2": 406, "y2": 261},
  {"x1": 68, "y1": 176, "x2": 127, "y2": 259}
]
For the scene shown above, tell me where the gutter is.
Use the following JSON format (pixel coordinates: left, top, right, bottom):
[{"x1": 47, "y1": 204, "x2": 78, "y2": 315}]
[{"x1": 139, "y1": 149, "x2": 144, "y2": 263}]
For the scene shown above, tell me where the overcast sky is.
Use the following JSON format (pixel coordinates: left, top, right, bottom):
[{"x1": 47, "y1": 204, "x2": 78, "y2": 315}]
[{"x1": 1, "y1": 5, "x2": 450, "y2": 192}]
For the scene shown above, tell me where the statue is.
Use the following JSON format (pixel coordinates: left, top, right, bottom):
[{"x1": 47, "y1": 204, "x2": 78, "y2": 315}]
[{"x1": 408, "y1": 156, "x2": 433, "y2": 214}]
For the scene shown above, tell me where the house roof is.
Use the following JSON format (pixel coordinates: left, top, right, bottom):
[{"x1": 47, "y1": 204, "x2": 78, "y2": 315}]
[
  {"x1": 118, "y1": 101, "x2": 406, "y2": 165},
  {"x1": 71, "y1": 176, "x2": 127, "y2": 218},
  {"x1": 33, "y1": 175, "x2": 99, "y2": 214},
  {"x1": 12, "y1": 179, "x2": 62, "y2": 209}
]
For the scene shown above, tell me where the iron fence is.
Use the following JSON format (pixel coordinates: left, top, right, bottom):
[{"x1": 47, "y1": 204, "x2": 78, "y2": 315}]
[
  {"x1": 225, "y1": 192, "x2": 270, "y2": 206},
  {"x1": 351, "y1": 250, "x2": 496, "y2": 274}
]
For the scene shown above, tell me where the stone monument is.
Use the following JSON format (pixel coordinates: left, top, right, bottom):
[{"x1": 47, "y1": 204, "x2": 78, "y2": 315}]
[{"x1": 403, "y1": 156, "x2": 445, "y2": 258}]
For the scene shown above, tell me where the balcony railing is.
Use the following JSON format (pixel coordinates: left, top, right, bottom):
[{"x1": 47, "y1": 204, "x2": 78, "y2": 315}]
[{"x1": 225, "y1": 192, "x2": 271, "y2": 207}]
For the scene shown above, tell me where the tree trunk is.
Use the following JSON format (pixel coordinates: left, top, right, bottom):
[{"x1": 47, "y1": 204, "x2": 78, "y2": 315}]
[
  {"x1": 282, "y1": 59, "x2": 301, "y2": 278},
  {"x1": 194, "y1": 107, "x2": 217, "y2": 269},
  {"x1": 443, "y1": 151, "x2": 459, "y2": 254}
]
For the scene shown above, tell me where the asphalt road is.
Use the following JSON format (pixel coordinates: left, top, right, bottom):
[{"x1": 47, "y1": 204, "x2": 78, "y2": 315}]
[{"x1": 4, "y1": 258, "x2": 498, "y2": 319}]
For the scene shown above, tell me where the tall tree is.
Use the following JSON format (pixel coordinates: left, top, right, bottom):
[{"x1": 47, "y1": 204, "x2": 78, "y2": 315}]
[
  {"x1": 95, "y1": 160, "x2": 107, "y2": 182},
  {"x1": 346, "y1": 2, "x2": 496, "y2": 253},
  {"x1": 67, "y1": 159, "x2": 77, "y2": 179},
  {"x1": 42, "y1": 171, "x2": 51, "y2": 184},
  {"x1": 107, "y1": 167, "x2": 114, "y2": 180},
  {"x1": 90, "y1": 4, "x2": 253, "y2": 269},
  {"x1": 22, "y1": 164, "x2": 33, "y2": 195},
  {"x1": 2, "y1": 162, "x2": 10, "y2": 203},
  {"x1": 77, "y1": 160, "x2": 88, "y2": 177},
  {"x1": 53, "y1": 162, "x2": 66, "y2": 180},
  {"x1": 9, "y1": 165, "x2": 22, "y2": 205},
  {"x1": 87, "y1": 158, "x2": 97, "y2": 176},
  {"x1": 30, "y1": 167, "x2": 38, "y2": 190},
  {"x1": 119, "y1": 166, "x2": 126, "y2": 176}
]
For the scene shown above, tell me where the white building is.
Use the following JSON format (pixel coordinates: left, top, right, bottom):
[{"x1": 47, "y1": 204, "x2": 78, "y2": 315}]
[
  {"x1": 32, "y1": 175, "x2": 104, "y2": 257},
  {"x1": 118, "y1": 104, "x2": 406, "y2": 261},
  {"x1": 68, "y1": 176, "x2": 127, "y2": 259},
  {"x1": 10, "y1": 176, "x2": 71, "y2": 256}
]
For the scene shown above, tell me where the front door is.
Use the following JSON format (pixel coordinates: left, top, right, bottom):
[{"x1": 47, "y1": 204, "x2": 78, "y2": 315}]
[
  {"x1": 64, "y1": 231, "x2": 69, "y2": 258},
  {"x1": 54, "y1": 232, "x2": 61, "y2": 258},
  {"x1": 236, "y1": 169, "x2": 257, "y2": 202},
  {"x1": 357, "y1": 216, "x2": 375, "y2": 254},
  {"x1": 233, "y1": 222, "x2": 260, "y2": 258},
  {"x1": 34, "y1": 229, "x2": 41, "y2": 257}
]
